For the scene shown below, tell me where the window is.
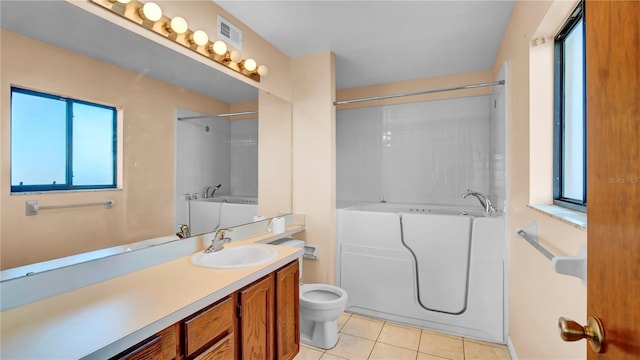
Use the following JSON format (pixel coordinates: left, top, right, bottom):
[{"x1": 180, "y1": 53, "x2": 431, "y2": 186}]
[
  {"x1": 10, "y1": 87, "x2": 117, "y2": 192},
  {"x1": 553, "y1": 2, "x2": 586, "y2": 211}
]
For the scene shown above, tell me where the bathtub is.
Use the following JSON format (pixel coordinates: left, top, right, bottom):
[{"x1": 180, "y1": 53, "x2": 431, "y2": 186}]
[
  {"x1": 189, "y1": 198, "x2": 258, "y2": 234},
  {"x1": 336, "y1": 203, "x2": 505, "y2": 343}
]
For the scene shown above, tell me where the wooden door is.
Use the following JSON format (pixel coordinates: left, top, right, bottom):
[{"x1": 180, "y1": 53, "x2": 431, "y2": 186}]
[
  {"x1": 586, "y1": 0, "x2": 640, "y2": 358},
  {"x1": 275, "y1": 260, "x2": 300, "y2": 360},
  {"x1": 239, "y1": 274, "x2": 275, "y2": 360}
]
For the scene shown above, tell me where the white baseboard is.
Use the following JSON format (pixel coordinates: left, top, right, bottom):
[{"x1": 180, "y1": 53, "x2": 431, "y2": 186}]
[{"x1": 507, "y1": 336, "x2": 518, "y2": 360}]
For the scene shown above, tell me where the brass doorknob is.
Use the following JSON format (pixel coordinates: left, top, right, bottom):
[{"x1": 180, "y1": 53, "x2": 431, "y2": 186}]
[{"x1": 558, "y1": 316, "x2": 605, "y2": 353}]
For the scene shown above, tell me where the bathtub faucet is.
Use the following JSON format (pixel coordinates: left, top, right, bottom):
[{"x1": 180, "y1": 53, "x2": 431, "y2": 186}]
[
  {"x1": 203, "y1": 184, "x2": 222, "y2": 199},
  {"x1": 462, "y1": 189, "x2": 495, "y2": 215}
]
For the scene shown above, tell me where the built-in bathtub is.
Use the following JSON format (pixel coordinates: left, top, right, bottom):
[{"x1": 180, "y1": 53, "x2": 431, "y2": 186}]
[
  {"x1": 189, "y1": 197, "x2": 258, "y2": 234},
  {"x1": 336, "y1": 203, "x2": 505, "y2": 343}
]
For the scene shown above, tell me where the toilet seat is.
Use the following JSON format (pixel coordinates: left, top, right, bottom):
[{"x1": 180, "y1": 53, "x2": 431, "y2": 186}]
[{"x1": 300, "y1": 284, "x2": 348, "y2": 310}]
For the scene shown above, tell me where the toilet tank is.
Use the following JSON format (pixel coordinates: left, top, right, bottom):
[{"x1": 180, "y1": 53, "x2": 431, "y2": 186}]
[{"x1": 269, "y1": 238, "x2": 304, "y2": 279}]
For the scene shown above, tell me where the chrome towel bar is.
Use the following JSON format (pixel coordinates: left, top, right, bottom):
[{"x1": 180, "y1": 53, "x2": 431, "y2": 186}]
[
  {"x1": 26, "y1": 197, "x2": 114, "y2": 216},
  {"x1": 515, "y1": 220, "x2": 587, "y2": 285}
]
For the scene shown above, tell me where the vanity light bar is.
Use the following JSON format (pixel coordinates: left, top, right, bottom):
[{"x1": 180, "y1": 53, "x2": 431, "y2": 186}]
[{"x1": 95, "y1": 0, "x2": 267, "y2": 82}]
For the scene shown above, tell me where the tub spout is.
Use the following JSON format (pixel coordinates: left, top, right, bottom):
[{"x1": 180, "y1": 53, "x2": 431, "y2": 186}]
[{"x1": 462, "y1": 189, "x2": 495, "y2": 215}]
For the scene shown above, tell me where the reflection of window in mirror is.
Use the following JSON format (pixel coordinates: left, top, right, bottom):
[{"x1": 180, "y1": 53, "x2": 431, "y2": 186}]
[{"x1": 10, "y1": 87, "x2": 117, "y2": 193}]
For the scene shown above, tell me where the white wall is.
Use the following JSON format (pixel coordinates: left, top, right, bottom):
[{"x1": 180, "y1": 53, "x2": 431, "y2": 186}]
[{"x1": 337, "y1": 96, "x2": 499, "y2": 208}]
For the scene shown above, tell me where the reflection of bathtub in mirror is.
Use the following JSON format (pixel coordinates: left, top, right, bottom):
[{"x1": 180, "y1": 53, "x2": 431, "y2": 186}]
[
  {"x1": 200, "y1": 196, "x2": 258, "y2": 204},
  {"x1": 0, "y1": 235, "x2": 179, "y2": 281},
  {"x1": 189, "y1": 198, "x2": 259, "y2": 235}
]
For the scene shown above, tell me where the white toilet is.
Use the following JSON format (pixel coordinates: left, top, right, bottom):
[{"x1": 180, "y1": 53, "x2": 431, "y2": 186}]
[{"x1": 271, "y1": 238, "x2": 348, "y2": 349}]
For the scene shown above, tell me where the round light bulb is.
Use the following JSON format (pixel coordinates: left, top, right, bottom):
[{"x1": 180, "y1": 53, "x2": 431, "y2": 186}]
[
  {"x1": 141, "y1": 2, "x2": 162, "y2": 22},
  {"x1": 191, "y1": 30, "x2": 209, "y2": 46},
  {"x1": 229, "y1": 50, "x2": 242, "y2": 63},
  {"x1": 243, "y1": 58, "x2": 257, "y2": 72},
  {"x1": 212, "y1": 40, "x2": 227, "y2": 56},
  {"x1": 257, "y1": 65, "x2": 269, "y2": 76},
  {"x1": 168, "y1": 16, "x2": 188, "y2": 34}
]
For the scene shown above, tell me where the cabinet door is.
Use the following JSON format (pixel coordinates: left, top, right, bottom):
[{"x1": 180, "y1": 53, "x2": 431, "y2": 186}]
[
  {"x1": 275, "y1": 260, "x2": 300, "y2": 360},
  {"x1": 239, "y1": 274, "x2": 275, "y2": 360}
]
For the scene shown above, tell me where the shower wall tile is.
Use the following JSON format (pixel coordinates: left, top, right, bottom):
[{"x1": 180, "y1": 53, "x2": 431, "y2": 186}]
[
  {"x1": 230, "y1": 118, "x2": 258, "y2": 197},
  {"x1": 337, "y1": 96, "x2": 495, "y2": 207},
  {"x1": 490, "y1": 91, "x2": 507, "y2": 210},
  {"x1": 336, "y1": 107, "x2": 383, "y2": 202}
]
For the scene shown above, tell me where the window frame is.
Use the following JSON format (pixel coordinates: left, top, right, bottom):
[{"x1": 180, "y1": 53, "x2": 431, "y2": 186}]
[
  {"x1": 10, "y1": 87, "x2": 118, "y2": 193},
  {"x1": 553, "y1": 2, "x2": 587, "y2": 212}
]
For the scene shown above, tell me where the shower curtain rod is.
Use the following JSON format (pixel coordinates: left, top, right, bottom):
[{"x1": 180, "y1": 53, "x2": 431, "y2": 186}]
[
  {"x1": 333, "y1": 80, "x2": 505, "y2": 106},
  {"x1": 177, "y1": 110, "x2": 258, "y2": 121}
]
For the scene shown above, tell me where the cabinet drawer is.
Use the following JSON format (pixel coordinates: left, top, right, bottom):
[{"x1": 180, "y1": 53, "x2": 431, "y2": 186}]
[
  {"x1": 111, "y1": 324, "x2": 177, "y2": 360},
  {"x1": 112, "y1": 336, "x2": 163, "y2": 360},
  {"x1": 194, "y1": 333, "x2": 234, "y2": 360},
  {"x1": 183, "y1": 296, "x2": 234, "y2": 358}
]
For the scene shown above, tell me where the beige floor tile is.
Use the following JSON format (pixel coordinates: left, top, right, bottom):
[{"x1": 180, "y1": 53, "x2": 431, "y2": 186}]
[
  {"x1": 302, "y1": 342, "x2": 329, "y2": 353},
  {"x1": 463, "y1": 339, "x2": 511, "y2": 359},
  {"x1": 419, "y1": 330, "x2": 464, "y2": 360},
  {"x1": 368, "y1": 342, "x2": 418, "y2": 360},
  {"x1": 325, "y1": 333, "x2": 375, "y2": 360},
  {"x1": 320, "y1": 354, "x2": 348, "y2": 360},
  {"x1": 417, "y1": 353, "x2": 451, "y2": 360},
  {"x1": 337, "y1": 312, "x2": 352, "y2": 331},
  {"x1": 377, "y1": 322, "x2": 422, "y2": 351},
  {"x1": 295, "y1": 345, "x2": 324, "y2": 360},
  {"x1": 340, "y1": 315, "x2": 384, "y2": 341}
]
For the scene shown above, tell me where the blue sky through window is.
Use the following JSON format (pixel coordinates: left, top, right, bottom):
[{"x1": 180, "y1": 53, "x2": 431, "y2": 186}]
[{"x1": 11, "y1": 88, "x2": 116, "y2": 191}]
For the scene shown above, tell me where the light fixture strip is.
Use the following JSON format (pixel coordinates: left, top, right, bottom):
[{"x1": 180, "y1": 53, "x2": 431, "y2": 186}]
[{"x1": 93, "y1": 0, "x2": 264, "y2": 82}]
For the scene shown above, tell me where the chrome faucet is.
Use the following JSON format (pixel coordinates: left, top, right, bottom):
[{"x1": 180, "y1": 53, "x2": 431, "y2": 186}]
[
  {"x1": 204, "y1": 229, "x2": 233, "y2": 253},
  {"x1": 203, "y1": 184, "x2": 222, "y2": 199},
  {"x1": 176, "y1": 224, "x2": 191, "y2": 239},
  {"x1": 462, "y1": 189, "x2": 495, "y2": 215}
]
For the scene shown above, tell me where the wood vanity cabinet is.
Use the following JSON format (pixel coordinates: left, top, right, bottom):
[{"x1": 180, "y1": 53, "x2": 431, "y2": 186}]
[{"x1": 110, "y1": 260, "x2": 299, "y2": 360}]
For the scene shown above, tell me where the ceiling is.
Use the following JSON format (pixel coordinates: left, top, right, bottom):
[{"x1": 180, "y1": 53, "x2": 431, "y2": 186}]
[
  {"x1": 1, "y1": 1, "x2": 514, "y2": 101},
  {"x1": 0, "y1": 0, "x2": 257, "y2": 103},
  {"x1": 216, "y1": 1, "x2": 515, "y2": 89}
]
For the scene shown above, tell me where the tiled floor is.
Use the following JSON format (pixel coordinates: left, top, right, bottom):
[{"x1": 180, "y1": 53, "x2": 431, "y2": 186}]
[{"x1": 294, "y1": 312, "x2": 511, "y2": 360}]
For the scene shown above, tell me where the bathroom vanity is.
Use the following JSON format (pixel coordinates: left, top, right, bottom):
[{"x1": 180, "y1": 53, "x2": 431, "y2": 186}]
[
  {"x1": 112, "y1": 259, "x2": 299, "y2": 360},
  {"x1": 0, "y1": 217, "x2": 305, "y2": 359}
]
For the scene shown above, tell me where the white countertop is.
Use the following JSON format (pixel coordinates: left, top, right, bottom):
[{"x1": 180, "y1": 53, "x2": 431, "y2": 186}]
[{"x1": 0, "y1": 236, "x2": 303, "y2": 359}]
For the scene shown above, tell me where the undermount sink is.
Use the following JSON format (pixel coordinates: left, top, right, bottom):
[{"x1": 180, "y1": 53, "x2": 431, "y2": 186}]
[{"x1": 191, "y1": 245, "x2": 279, "y2": 269}]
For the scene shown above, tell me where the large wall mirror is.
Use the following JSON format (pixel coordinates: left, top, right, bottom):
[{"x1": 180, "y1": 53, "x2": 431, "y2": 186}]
[{"x1": 0, "y1": 1, "x2": 290, "y2": 279}]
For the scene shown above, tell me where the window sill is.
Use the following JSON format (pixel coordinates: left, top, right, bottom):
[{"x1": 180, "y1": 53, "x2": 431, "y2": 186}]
[
  {"x1": 11, "y1": 188, "x2": 122, "y2": 196},
  {"x1": 528, "y1": 204, "x2": 587, "y2": 230}
]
